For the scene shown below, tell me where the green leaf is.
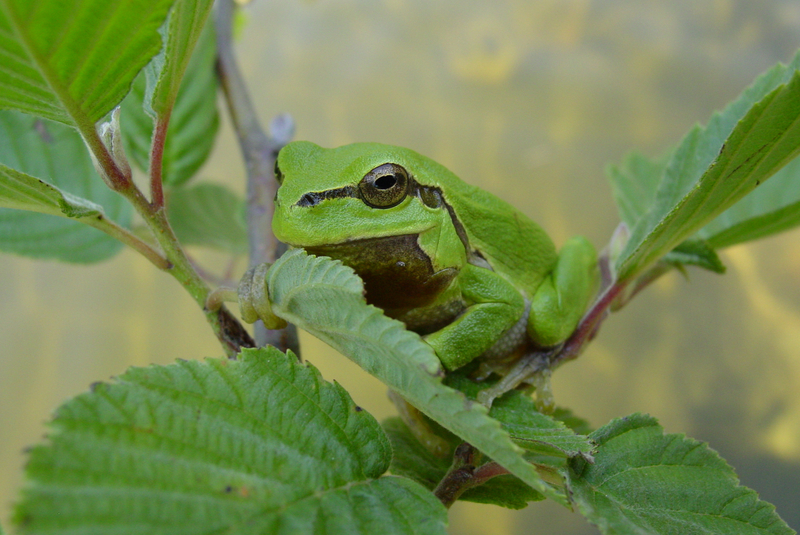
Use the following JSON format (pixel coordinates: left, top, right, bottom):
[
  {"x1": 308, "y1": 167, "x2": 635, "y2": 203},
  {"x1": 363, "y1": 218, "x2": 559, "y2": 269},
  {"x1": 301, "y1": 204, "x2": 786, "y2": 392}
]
[
  {"x1": 161, "y1": 23, "x2": 218, "y2": 186},
  {"x1": 570, "y1": 414, "x2": 795, "y2": 535},
  {"x1": 607, "y1": 150, "x2": 670, "y2": 228},
  {"x1": 383, "y1": 417, "x2": 544, "y2": 510},
  {"x1": 121, "y1": 17, "x2": 219, "y2": 186},
  {"x1": 662, "y1": 238, "x2": 725, "y2": 274},
  {"x1": 167, "y1": 183, "x2": 247, "y2": 254},
  {"x1": 616, "y1": 53, "x2": 800, "y2": 282},
  {"x1": 608, "y1": 152, "x2": 730, "y2": 275},
  {"x1": 146, "y1": 0, "x2": 215, "y2": 118},
  {"x1": 445, "y1": 374, "x2": 594, "y2": 460},
  {"x1": 15, "y1": 347, "x2": 448, "y2": 535},
  {"x1": 264, "y1": 250, "x2": 568, "y2": 505},
  {"x1": 611, "y1": 147, "x2": 800, "y2": 261},
  {"x1": 0, "y1": 165, "x2": 102, "y2": 217},
  {"x1": 0, "y1": 111, "x2": 131, "y2": 262},
  {"x1": 0, "y1": 0, "x2": 176, "y2": 127},
  {"x1": 383, "y1": 418, "x2": 448, "y2": 494},
  {"x1": 610, "y1": 81, "x2": 800, "y2": 260},
  {"x1": 383, "y1": 374, "x2": 595, "y2": 510},
  {"x1": 551, "y1": 407, "x2": 593, "y2": 436},
  {"x1": 697, "y1": 154, "x2": 800, "y2": 248},
  {"x1": 609, "y1": 151, "x2": 800, "y2": 274},
  {"x1": 655, "y1": 53, "x2": 800, "y2": 218}
]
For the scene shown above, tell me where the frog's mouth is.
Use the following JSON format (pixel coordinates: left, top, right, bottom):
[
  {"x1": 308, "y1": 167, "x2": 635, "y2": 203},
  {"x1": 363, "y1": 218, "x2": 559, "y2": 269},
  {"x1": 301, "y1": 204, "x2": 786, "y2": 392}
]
[{"x1": 304, "y1": 234, "x2": 457, "y2": 310}]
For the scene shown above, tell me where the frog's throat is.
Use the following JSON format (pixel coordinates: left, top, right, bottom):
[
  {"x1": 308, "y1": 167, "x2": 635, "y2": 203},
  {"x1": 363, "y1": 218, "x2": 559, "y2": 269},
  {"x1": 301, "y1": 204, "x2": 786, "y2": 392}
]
[{"x1": 305, "y1": 234, "x2": 458, "y2": 311}]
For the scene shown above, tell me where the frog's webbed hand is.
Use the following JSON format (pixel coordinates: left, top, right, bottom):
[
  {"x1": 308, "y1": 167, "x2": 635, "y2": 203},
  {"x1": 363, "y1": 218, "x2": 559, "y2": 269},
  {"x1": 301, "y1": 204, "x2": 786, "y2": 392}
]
[{"x1": 237, "y1": 262, "x2": 288, "y2": 329}]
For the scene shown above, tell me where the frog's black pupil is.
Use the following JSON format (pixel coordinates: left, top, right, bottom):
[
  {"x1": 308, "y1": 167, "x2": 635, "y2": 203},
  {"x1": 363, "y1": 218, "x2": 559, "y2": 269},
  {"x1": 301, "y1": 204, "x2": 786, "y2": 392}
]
[
  {"x1": 358, "y1": 163, "x2": 408, "y2": 208},
  {"x1": 375, "y1": 175, "x2": 397, "y2": 189}
]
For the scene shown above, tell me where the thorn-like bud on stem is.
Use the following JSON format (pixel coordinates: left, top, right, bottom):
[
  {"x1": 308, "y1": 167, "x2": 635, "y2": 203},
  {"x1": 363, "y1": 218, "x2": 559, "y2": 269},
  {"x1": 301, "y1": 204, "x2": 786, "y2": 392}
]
[
  {"x1": 596, "y1": 220, "x2": 630, "y2": 296},
  {"x1": 99, "y1": 107, "x2": 132, "y2": 181},
  {"x1": 606, "y1": 222, "x2": 630, "y2": 275},
  {"x1": 269, "y1": 113, "x2": 295, "y2": 148},
  {"x1": 89, "y1": 107, "x2": 132, "y2": 191}
]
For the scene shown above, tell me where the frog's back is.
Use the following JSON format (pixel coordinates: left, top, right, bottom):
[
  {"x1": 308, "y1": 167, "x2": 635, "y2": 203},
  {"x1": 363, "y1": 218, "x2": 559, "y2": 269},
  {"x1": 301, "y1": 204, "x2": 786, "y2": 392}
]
[{"x1": 413, "y1": 154, "x2": 558, "y2": 297}]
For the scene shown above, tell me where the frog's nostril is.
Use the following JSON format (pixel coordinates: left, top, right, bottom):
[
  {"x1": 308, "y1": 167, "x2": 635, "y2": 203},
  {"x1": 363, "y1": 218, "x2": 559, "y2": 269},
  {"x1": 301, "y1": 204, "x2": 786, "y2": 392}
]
[{"x1": 297, "y1": 193, "x2": 319, "y2": 207}]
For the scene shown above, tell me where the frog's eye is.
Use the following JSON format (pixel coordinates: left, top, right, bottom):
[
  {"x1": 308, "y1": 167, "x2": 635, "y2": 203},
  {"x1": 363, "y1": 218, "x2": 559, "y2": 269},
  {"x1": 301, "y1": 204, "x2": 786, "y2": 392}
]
[{"x1": 359, "y1": 163, "x2": 409, "y2": 208}]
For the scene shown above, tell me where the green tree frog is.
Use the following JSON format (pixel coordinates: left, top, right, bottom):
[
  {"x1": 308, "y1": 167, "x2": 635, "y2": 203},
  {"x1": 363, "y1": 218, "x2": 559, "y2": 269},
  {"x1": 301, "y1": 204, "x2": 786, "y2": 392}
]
[{"x1": 272, "y1": 141, "x2": 598, "y2": 392}]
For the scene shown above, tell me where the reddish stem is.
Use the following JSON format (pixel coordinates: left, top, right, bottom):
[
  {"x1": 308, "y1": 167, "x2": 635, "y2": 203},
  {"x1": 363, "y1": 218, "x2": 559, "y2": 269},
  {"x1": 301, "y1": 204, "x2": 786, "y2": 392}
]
[
  {"x1": 553, "y1": 282, "x2": 626, "y2": 367},
  {"x1": 84, "y1": 126, "x2": 131, "y2": 192},
  {"x1": 149, "y1": 115, "x2": 170, "y2": 208},
  {"x1": 434, "y1": 444, "x2": 511, "y2": 508},
  {"x1": 472, "y1": 461, "x2": 511, "y2": 482}
]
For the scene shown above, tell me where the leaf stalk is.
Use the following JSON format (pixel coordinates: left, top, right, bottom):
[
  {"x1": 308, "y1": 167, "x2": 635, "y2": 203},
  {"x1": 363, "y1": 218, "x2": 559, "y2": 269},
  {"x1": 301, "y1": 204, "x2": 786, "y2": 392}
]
[
  {"x1": 148, "y1": 115, "x2": 170, "y2": 209},
  {"x1": 83, "y1": 101, "x2": 254, "y2": 356}
]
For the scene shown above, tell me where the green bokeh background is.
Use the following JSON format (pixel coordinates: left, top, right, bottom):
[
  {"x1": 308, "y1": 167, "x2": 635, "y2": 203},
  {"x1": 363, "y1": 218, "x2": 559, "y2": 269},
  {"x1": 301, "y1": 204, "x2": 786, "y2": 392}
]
[{"x1": 2, "y1": 1, "x2": 800, "y2": 533}]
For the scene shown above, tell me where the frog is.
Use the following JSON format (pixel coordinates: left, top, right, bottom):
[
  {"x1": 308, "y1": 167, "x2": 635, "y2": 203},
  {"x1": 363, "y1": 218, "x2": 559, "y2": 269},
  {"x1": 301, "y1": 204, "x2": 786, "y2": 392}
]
[{"x1": 269, "y1": 140, "x2": 599, "y2": 407}]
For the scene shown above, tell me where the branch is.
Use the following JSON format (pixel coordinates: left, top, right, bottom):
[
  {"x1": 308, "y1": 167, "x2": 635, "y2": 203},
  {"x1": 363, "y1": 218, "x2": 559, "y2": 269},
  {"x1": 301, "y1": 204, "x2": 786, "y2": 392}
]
[
  {"x1": 553, "y1": 254, "x2": 677, "y2": 369},
  {"x1": 215, "y1": 0, "x2": 298, "y2": 353},
  {"x1": 434, "y1": 443, "x2": 510, "y2": 508},
  {"x1": 139, "y1": 207, "x2": 255, "y2": 356}
]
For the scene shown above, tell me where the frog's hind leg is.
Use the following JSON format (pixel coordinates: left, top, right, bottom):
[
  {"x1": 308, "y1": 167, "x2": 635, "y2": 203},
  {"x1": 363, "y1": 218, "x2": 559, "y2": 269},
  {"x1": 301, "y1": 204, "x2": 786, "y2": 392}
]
[
  {"x1": 475, "y1": 349, "x2": 557, "y2": 410},
  {"x1": 388, "y1": 390, "x2": 452, "y2": 457}
]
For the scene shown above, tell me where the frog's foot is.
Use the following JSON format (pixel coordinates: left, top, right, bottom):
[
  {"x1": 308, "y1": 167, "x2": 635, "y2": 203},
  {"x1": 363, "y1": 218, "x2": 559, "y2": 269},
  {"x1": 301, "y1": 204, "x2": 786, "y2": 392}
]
[
  {"x1": 237, "y1": 262, "x2": 287, "y2": 329},
  {"x1": 471, "y1": 340, "x2": 528, "y2": 382},
  {"x1": 472, "y1": 358, "x2": 516, "y2": 382},
  {"x1": 475, "y1": 348, "x2": 558, "y2": 410}
]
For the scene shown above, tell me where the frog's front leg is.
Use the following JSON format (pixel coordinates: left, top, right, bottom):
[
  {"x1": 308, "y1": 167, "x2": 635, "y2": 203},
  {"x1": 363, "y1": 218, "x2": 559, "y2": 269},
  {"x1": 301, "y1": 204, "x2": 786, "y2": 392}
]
[
  {"x1": 237, "y1": 263, "x2": 288, "y2": 330},
  {"x1": 474, "y1": 238, "x2": 597, "y2": 407},
  {"x1": 388, "y1": 390, "x2": 451, "y2": 457},
  {"x1": 527, "y1": 236, "x2": 598, "y2": 347},
  {"x1": 424, "y1": 263, "x2": 525, "y2": 371}
]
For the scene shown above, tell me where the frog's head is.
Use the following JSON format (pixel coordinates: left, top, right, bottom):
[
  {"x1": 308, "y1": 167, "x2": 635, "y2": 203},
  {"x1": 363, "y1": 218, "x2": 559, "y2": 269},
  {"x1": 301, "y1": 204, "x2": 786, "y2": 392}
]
[
  {"x1": 272, "y1": 141, "x2": 468, "y2": 309},
  {"x1": 272, "y1": 141, "x2": 454, "y2": 248}
]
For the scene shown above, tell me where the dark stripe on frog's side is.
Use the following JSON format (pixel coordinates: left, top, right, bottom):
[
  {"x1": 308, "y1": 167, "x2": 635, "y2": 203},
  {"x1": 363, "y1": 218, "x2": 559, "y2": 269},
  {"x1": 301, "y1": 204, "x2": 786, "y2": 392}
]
[
  {"x1": 296, "y1": 185, "x2": 357, "y2": 207},
  {"x1": 295, "y1": 176, "x2": 472, "y2": 253},
  {"x1": 305, "y1": 234, "x2": 458, "y2": 311}
]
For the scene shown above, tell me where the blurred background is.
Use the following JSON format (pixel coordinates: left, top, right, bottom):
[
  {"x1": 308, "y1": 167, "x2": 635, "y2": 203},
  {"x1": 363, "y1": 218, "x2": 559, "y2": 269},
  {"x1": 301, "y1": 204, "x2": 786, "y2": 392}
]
[{"x1": 2, "y1": 0, "x2": 800, "y2": 533}]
